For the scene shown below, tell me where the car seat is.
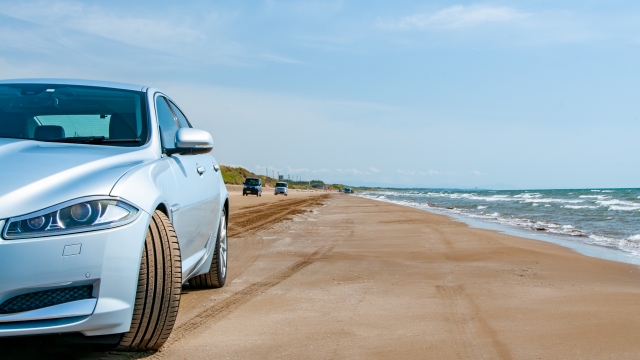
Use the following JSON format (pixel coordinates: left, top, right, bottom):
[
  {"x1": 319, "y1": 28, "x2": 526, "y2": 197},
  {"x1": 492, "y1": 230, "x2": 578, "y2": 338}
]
[
  {"x1": 0, "y1": 111, "x2": 26, "y2": 138},
  {"x1": 34, "y1": 125, "x2": 65, "y2": 140},
  {"x1": 109, "y1": 113, "x2": 137, "y2": 139}
]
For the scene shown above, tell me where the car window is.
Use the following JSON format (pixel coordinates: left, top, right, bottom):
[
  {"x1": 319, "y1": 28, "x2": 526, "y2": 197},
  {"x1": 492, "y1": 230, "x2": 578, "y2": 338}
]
[
  {"x1": 0, "y1": 84, "x2": 148, "y2": 146},
  {"x1": 245, "y1": 179, "x2": 261, "y2": 186},
  {"x1": 276, "y1": 182, "x2": 288, "y2": 187},
  {"x1": 168, "y1": 101, "x2": 192, "y2": 128},
  {"x1": 156, "y1": 96, "x2": 179, "y2": 150}
]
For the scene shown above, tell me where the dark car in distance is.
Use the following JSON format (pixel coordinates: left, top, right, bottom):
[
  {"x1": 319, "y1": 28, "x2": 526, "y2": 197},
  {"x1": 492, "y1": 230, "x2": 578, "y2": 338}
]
[{"x1": 243, "y1": 178, "x2": 262, "y2": 196}]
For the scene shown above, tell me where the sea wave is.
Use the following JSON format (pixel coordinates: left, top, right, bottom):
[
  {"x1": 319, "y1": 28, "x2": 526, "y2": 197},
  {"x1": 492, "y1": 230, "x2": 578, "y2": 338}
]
[{"x1": 597, "y1": 199, "x2": 640, "y2": 211}]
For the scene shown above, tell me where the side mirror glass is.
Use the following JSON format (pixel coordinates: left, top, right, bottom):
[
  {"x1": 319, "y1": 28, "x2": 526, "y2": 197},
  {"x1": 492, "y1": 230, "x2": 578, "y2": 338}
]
[{"x1": 173, "y1": 128, "x2": 213, "y2": 155}]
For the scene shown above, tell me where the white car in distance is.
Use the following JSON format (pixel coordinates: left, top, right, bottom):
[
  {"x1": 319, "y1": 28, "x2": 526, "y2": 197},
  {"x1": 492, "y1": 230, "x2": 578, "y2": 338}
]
[
  {"x1": 0, "y1": 79, "x2": 228, "y2": 351},
  {"x1": 274, "y1": 182, "x2": 288, "y2": 196}
]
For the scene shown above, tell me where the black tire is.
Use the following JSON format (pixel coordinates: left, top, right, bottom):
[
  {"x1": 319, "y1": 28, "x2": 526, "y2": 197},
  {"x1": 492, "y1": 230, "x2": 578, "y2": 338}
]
[
  {"x1": 188, "y1": 208, "x2": 227, "y2": 288},
  {"x1": 117, "y1": 211, "x2": 182, "y2": 351}
]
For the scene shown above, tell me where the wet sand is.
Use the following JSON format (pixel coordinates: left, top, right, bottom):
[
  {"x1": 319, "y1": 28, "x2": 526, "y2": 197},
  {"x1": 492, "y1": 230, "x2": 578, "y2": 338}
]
[{"x1": 4, "y1": 192, "x2": 640, "y2": 359}]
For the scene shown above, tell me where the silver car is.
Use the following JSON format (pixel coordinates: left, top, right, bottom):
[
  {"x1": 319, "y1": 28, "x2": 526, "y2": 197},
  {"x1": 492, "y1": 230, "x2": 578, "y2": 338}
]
[
  {"x1": 0, "y1": 79, "x2": 228, "y2": 350},
  {"x1": 274, "y1": 182, "x2": 288, "y2": 196}
]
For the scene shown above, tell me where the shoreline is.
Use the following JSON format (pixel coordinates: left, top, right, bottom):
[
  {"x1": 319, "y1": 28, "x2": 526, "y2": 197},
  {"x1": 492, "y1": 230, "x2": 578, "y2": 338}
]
[{"x1": 357, "y1": 193, "x2": 640, "y2": 267}]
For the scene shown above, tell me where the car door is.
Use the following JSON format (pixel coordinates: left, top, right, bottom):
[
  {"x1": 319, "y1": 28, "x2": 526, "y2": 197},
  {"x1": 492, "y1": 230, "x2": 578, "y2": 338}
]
[
  {"x1": 166, "y1": 100, "x2": 222, "y2": 230},
  {"x1": 155, "y1": 95, "x2": 217, "y2": 275}
]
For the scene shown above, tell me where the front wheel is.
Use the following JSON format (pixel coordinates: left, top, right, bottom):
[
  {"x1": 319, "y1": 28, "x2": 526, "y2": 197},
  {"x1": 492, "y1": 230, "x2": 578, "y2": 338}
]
[
  {"x1": 188, "y1": 208, "x2": 227, "y2": 288},
  {"x1": 118, "y1": 210, "x2": 182, "y2": 351}
]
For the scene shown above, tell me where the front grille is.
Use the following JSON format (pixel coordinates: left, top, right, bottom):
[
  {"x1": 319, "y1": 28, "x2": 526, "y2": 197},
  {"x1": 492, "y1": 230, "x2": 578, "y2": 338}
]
[{"x1": 0, "y1": 285, "x2": 93, "y2": 314}]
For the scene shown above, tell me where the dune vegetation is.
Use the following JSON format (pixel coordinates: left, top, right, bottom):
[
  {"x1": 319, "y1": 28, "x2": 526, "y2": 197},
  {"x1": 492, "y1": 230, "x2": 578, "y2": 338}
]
[{"x1": 220, "y1": 165, "x2": 350, "y2": 190}]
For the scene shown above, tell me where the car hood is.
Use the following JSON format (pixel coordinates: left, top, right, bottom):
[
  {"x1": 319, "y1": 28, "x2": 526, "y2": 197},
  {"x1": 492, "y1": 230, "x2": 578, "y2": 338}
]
[{"x1": 0, "y1": 138, "x2": 155, "y2": 219}]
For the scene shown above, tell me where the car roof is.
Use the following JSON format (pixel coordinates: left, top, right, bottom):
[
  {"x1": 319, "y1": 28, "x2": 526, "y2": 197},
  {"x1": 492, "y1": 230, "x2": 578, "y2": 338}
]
[{"x1": 0, "y1": 78, "x2": 147, "y2": 92}]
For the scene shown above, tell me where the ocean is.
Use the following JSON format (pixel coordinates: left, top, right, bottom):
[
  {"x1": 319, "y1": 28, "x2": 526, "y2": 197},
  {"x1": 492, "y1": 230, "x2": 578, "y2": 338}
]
[{"x1": 358, "y1": 188, "x2": 640, "y2": 264}]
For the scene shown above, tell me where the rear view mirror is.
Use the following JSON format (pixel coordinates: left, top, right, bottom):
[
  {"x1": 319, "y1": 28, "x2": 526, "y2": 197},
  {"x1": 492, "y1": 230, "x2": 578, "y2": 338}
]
[{"x1": 174, "y1": 128, "x2": 213, "y2": 155}]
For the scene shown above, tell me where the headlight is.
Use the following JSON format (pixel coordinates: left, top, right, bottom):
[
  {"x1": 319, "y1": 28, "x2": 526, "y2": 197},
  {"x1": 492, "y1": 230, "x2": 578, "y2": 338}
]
[{"x1": 2, "y1": 197, "x2": 140, "y2": 240}]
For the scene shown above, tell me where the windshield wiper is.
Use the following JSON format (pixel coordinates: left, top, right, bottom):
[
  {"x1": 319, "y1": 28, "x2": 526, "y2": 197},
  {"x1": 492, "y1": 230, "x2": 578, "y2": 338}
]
[{"x1": 43, "y1": 136, "x2": 141, "y2": 144}]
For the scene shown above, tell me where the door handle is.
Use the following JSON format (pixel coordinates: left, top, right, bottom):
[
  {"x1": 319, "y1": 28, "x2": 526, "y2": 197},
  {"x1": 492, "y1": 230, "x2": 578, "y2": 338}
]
[
  {"x1": 213, "y1": 164, "x2": 220, "y2": 172},
  {"x1": 197, "y1": 166, "x2": 206, "y2": 175}
]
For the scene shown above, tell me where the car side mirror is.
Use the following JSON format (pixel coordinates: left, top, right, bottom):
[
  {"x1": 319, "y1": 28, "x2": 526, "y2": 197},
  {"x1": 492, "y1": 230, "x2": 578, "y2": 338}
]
[{"x1": 173, "y1": 128, "x2": 213, "y2": 155}]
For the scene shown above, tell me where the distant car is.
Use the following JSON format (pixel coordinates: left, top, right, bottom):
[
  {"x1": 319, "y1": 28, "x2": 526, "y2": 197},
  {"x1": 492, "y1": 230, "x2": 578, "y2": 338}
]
[
  {"x1": 344, "y1": 187, "x2": 351, "y2": 193},
  {"x1": 243, "y1": 178, "x2": 262, "y2": 196},
  {"x1": 274, "y1": 182, "x2": 288, "y2": 196}
]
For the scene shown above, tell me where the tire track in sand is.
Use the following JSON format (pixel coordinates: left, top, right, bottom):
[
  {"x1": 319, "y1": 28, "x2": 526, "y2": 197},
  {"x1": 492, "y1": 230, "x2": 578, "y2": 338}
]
[
  {"x1": 149, "y1": 244, "x2": 335, "y2": 359},
  {"x1": 176, "y1": 195, "x2": 329, "y2": 321},
  {"x1": 436, "y1": 284, "x2": 512, "y2": 360},
  {"x1": 228, "y1": 195, "x2": 329, "y2": 238}
]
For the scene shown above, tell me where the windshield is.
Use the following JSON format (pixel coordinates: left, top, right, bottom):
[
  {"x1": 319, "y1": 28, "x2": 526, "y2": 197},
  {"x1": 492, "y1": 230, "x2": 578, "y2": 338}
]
[
  {"x1": 245, "y1": 178, "x2": 261, "y2": 186},
  {"x1": 0, "y1": 84, "x2": 148, "y2": 146},
  {"x1": 276, "y1": 182, "x2": 288, "y2": 188}
]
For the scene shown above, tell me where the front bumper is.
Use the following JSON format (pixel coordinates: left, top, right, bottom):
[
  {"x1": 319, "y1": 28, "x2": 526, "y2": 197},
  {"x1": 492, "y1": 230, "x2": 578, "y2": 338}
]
[
  {"x1": 0, "y1": 212, "x2": 149, "y2": 337},
  {"x1": 274, "y1": 188, "x2": 287, "y2": 194},
  {"x1": 243, "y1": 187, "x2": 260, "y2": 195}
]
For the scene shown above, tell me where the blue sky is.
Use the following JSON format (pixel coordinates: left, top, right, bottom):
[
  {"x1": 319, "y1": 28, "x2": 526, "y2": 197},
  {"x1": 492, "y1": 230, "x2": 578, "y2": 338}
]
[{"x1": 1, "y1": 1, "x2": 639, "y2": 189}]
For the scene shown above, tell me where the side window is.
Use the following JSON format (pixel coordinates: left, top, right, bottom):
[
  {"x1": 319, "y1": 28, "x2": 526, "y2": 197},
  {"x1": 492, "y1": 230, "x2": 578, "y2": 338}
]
[
  {"x1": 155, "y1": 96, "x2": 179, "y2": 150},
  {"x1": 168, "y1": 101, "x2": 192, "y2": 128}
]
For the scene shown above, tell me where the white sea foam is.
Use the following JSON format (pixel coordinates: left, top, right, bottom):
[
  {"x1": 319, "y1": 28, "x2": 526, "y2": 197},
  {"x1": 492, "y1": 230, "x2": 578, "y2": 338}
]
[
  {"x1": 608, "y1": 205, "x2": 640, "y2": 211},
  {"x1": 477, "y1": 205, "x2": 488, "y2": 209},
  {"x1": 526, "y1": 198, "x2": 583, "y2": 203},
  {"x1": 579, "y1": 195, "x2": 609, "y2": 199},
  {"x1": 596, "y1": 199, "x2": 640, "y2": 211},
  {"x1": 564, "y1": 205, "x2": 598, "y2": 209}
]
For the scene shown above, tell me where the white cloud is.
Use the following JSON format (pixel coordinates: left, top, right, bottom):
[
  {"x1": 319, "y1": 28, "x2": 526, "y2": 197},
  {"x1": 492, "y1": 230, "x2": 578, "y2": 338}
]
[
  {"x1": 472, "y1": 170, "x2": 486, "y2": 176},
  {"x1": 336, "y1": 168, "x2": 365, "y2": 176},
  {"x1": 259, "y1": 53, "x2": 305, "y2": 64},
  {"x1": 429, "y1": 169, "x2": 440, "y2": 176},
  {"x1": 397, "y1": 169, "x2": 416, "y2": 175},
  {"x1": 380, "y1": 5, "x2": 529, "y2": 30},
  {"x1": 286, "y1": 166, "x2": 310, "y2": 174},
  {"x1": 265, "y1": 0, "x2": 343, "y2": 15},
  {"x1": 369, "y1": 167, "x2": 380, "y2": 173},
  {"x1": 0, "y1": 1, "x2": 205, "y2": 51}
]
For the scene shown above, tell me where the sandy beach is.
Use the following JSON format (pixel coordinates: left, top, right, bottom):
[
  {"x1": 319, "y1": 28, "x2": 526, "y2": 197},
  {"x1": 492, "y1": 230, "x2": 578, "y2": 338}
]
[{"x1": 4, "y1": 191, "x2": 640, "y2": 359}]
